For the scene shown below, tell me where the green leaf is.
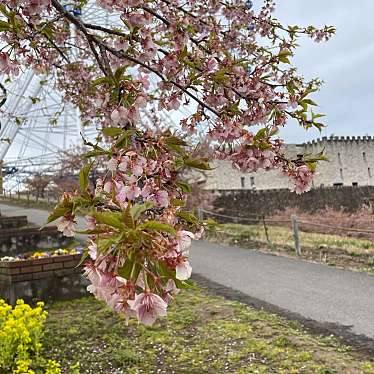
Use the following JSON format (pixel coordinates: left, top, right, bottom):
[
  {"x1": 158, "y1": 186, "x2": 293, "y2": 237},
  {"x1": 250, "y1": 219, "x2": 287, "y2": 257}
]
[
  {"x1": 119, "y1": 255, "x2": 141, "y2": 281},
  {"x1": 299, "y1": 100, "x2": 308, "y2": 112},
  {"x1": 79, "y1": 163, "x2": 92, "y2": 192},
  {"x1": 278, "y1": 49, "x2": 292, "y2": 64},
  {"x1": 165, "y1": 135, "x2": 188, "y2": 147},
  {"x1": 302, "y1": 99, "x2": 317, "y2": 106},
  {"x1": 75, "y1": 250, "x2": 89, "y2": 268},
  {"x1": 115, "y1": 129, "x2": 136, "y2": 148},
  {"x1": 176, "y1": 211, "x2": 198, "y2": 224},
  {"x1": 184, "y1": 158, "x2": 212, "y2": 170},
  {"x1": 123, "y1": 204, "x2": 135, "y2": 228},
  {"x1": 305, "y1": 161, "x2": 317, "y2": 172},
  {"x1": 174, "y1": 279, "x2": 198, "y2": 290},
  {"x1": 176, "y1": 181, "x2": 192, "y2": 193},
  {"x1": 75, "y1": 229, "x2": 107, "y2": 235},
  {"x1": 313, "y1": 122, "x2": 324, "y2": 131},
  {"x1": 47, "y1": 205, "x2": 70, "y2": 223},
  {"x1": 97, "y1": 237, "x2": 116, "y2": 253},
  {"x1": 83, "y1": 148, "x2": 109, "y2": 158},
  {"x1": 0, "y1": 4, "x2": 10, "y2": 16},
  {"x1": 254, "y1": 128, "x2": 267, "y2": 141},
  {"x1": 130, "y1": 201, "x2": 154, "y2": 220},
  {"x1": 141, "y1": 220, "x2": 176, "y2": 235},
  {"x1": 102, "y1": 127, "x2": 123, "y2": 137},
  {"x1": 0, "y1": 20, "x2": 11, "y2": 31},
  {"x1": 165, "y1": 143, "x2": 185, "y2": 156},
  {"x1": 92, "y1": 211, "x2": 125, "y2": 229},
  {"x1": 118, "y1": 260, "x2": 135, "y2": 279},
  {"x1": 114, "y1": 65, "x2": 128, "y2": 82},
  {"x1": 171, "y1": 198, "x2": 185, "y2": 207},
  {"x1": 312, "y1": 112, "x2": 325, "y2": 120},
  {"x1": 286, "y1": 82, "x2": 296, "y2": 95},
  {"x1": 92, "y1": 76, "x2": 114, "y2": 87}
]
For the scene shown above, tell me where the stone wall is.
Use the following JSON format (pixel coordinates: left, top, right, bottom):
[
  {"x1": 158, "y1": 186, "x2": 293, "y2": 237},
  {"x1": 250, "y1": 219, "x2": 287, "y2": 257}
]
[
  {"x1": 0, "y1": 226, "x2": 75, "y2": 256},
  {"x1": 205, "y1": 136, "x2": 374, "y2": 190},
  {"x1": 0, "y1": 215, "x2": 28, "y2": 230},
  {"x1": 211, "y1": 186, "x2": 374, "y2": 218},
  {"x1": 0, "y1": 254, "x2": 88, "y2": 305}
]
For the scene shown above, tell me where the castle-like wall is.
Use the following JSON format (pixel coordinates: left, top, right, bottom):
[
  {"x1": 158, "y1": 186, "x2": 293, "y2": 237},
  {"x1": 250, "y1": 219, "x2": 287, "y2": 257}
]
[
  {"x1": 206, "y1": 136, "x2": 374, "y2": 190},
  {"x1": 303, "y1": 136, "x2": 374, "y2": 188}
]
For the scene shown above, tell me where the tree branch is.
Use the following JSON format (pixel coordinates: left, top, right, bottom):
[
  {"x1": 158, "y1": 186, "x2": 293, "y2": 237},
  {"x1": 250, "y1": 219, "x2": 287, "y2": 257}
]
[
  {"x1": 51, "y1": 0, "x2": 221, "y2": 117},
  {"x1": 51, "y1": 0, "x2": 108, "y2": 76}
]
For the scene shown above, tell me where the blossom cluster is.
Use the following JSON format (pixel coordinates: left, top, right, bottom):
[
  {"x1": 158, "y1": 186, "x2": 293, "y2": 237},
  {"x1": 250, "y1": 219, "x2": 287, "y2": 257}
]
[{"x1": 52, "y1": 129, "x2": 205, "y2": 325}]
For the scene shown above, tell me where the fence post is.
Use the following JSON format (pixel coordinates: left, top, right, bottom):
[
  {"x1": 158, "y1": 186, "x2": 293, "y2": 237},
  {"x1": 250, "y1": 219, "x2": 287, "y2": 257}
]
[
  {"x1": 197, "y1": 207, "x2": 203, "y2": 221},
  {"x1": 291, "y1": 214, "x2": 301, "y2": 256},
  {"x1": 262, "y1": 215, "x2": 270, "y2": 243}
]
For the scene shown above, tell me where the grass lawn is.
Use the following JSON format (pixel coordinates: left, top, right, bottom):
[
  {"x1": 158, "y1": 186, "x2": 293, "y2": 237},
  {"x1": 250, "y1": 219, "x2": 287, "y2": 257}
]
[
  {"x1": 206, "y1": 223, "x2": 374, "y2": 272},
  {"x1": 43, "y1": 288, "x2": 374, "y2": 374},
  {"x1": 216, "y1": 223, "x2": 374, "y2": 255}
]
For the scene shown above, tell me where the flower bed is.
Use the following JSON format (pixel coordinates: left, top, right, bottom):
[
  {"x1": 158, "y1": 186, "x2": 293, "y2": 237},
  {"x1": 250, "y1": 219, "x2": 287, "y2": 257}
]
[
  {"x1": 0, "y1": 247, "x2": 82, "y2": 262},
  {"x1": 0, "y1": 248, "x2": 88, "y2": 305}
]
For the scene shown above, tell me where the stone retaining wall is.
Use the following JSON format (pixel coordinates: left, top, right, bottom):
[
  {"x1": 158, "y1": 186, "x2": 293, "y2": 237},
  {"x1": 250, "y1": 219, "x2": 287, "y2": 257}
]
[
  {"x1": 0, "y1": 226, "x2": 74, "y2": 256},
  {"x1": 0, "y1": 254, "x2": 88, "y2": 304},
  {"x1": 0, "y1": 215, "x2": 28, "y2": 229},
  {"x1": 212, "y1": 186, "x2": 374, "y2": 217}
]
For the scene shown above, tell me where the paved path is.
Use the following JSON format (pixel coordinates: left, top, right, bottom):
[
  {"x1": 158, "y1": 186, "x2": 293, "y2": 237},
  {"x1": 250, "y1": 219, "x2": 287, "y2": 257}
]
[
  {"x1": 0, "y1": 202, "x2": 86, "y2": 240},
  {"x1": 1, "y1": 202, "x2": 374, "y2": 342},
  {"x1": 190, "y1": 241, "x2": 374, "y2": 342}
]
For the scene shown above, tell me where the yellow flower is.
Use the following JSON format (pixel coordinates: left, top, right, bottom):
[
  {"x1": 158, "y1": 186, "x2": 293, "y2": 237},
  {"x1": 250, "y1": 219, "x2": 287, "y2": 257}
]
[{"x1": 0, "y1": 299, "x2": 58, "y2": 372}]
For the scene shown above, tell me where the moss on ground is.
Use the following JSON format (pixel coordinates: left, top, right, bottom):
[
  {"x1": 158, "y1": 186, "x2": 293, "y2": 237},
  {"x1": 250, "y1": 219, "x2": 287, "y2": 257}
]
[{"x1": 43, "y1": 289, "x2": 374, "y2": 373}]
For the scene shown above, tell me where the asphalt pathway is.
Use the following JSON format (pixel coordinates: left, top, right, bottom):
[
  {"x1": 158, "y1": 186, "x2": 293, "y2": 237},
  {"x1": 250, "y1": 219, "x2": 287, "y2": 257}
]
[{"x1": 1, "y1": 202, "x2": 374, "y2": 343}]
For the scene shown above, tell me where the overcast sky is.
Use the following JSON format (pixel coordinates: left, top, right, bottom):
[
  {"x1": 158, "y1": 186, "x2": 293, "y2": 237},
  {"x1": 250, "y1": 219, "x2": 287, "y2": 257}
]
[{"x1": 271, "y1": 1, "x2": 374, "y2": 143}]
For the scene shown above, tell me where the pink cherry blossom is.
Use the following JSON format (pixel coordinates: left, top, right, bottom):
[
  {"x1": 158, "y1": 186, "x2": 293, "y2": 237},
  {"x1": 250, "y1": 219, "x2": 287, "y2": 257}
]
[
  {"x1": 131, "y1": 164, "x2": 143, "y2": 177},
  {"x1": 177, "y1": 230, "x2": 195, "y2": 251},
  {"x1": 57, "y1": 216, "x2": 75, "y2": 237},
  {"x1": 114, "y1": 180, "x2": 127, "y2": 203},
  {"x1": 107, "y1": 158, "x2": 118, "y2": 171},
  {"x1": 164, "y1": 279, "x2": 180, "y2": 303},
  {"x1": 103, "y1": 180, "x2": 113, "y2": 193},
  {"x1": 0, "y1": 53, "x2": 19, "y2": 76},
  {"x1": 111, "y1": 107, "x2": 128, "y2": 125},
  {"x1": 155, "y1": 190, "x2": 169, "y2": 208},
  {"x1": 118, "y1": 157, "x2": 129, "y2": 172},
  {"x1": 85, "y1": 216, "x2": 96, "y2": 231},
  {"x1": 175, "y1": 260, "x2": 192, "y2": 281},
  {"x1": 128, "y1": 292, "x2": 168, "y2": 325},
  {"x1": 124, "y1": 184, "x2": 141, "y2": 200},
  {"x1": 88, "y1": 241, "x2": 97, "y2": 260}
]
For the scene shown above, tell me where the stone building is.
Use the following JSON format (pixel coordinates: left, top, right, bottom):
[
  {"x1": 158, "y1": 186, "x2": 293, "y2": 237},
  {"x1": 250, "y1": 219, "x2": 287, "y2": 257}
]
[{"x1": 205, "y1": 136, "x2": 374, "y2": 190}]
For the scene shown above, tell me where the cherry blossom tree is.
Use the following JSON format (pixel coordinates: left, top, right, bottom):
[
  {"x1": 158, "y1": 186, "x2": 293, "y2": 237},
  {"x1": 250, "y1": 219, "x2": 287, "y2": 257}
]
[{"x1": 0, "y1": 0, "x2": 334, "y2": 325}]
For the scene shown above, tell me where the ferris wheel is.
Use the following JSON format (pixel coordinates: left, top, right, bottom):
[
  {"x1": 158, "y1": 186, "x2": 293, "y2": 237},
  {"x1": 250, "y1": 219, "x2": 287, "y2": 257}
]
[
  {"x1": 0, "y1": 1, "x2": 207, "y2": 192},
  {"x1": 0, "y1": 1, "x2": 121, "y2": 191}
]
